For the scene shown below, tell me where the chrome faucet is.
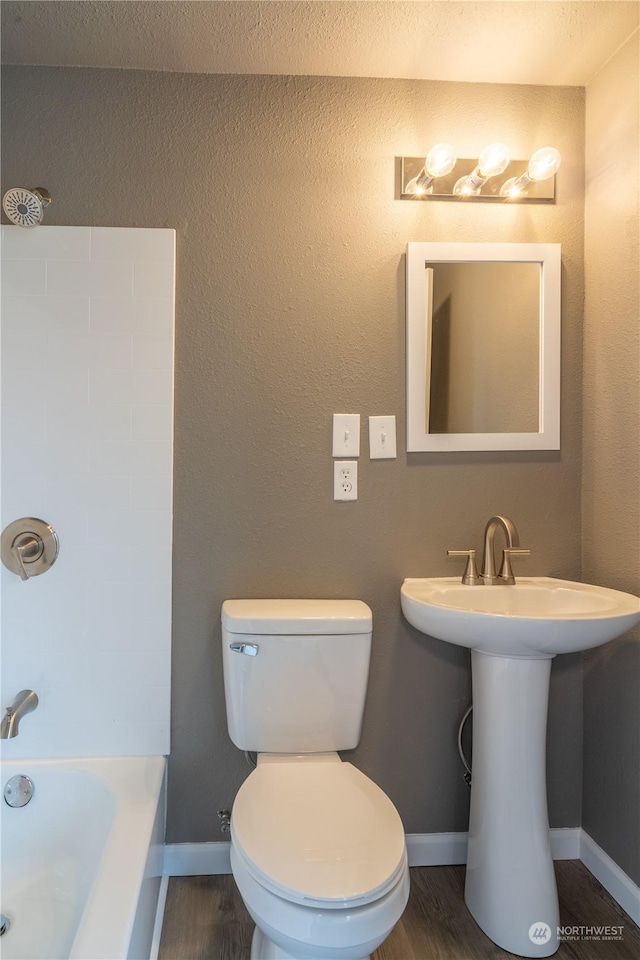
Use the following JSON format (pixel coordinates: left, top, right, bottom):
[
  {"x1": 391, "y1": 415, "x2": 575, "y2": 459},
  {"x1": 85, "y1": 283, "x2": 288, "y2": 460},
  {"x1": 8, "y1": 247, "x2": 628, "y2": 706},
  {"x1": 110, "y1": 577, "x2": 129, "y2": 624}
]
[
  {"x1": 448, "y1": 516, "x2": 530, "y2": 585},
  {"x1": 1, "y1": 690, "x2": 38, "y2": 738}
]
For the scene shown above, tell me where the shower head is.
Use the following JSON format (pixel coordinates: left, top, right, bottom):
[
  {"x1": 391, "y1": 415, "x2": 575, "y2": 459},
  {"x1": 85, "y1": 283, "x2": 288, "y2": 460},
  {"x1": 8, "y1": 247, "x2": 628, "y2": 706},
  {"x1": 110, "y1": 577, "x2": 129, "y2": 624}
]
[{"x1": 2, "y1": 187, "x2": 52, "y2": 227}]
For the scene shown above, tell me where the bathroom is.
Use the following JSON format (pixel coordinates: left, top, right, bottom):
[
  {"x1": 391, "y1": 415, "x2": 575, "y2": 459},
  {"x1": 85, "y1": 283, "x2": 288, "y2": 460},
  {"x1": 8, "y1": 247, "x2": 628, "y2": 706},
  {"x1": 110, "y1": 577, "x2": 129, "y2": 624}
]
[{"x1": 0, "y1": 1, "x2": 638, "y2": 958}]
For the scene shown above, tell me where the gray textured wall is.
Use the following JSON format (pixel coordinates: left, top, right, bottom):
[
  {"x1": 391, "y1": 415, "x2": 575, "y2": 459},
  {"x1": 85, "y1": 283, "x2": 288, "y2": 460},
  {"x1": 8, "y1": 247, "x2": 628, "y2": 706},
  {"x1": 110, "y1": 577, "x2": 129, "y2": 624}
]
[
  {"x1": 583, "y1": 33, "x2": 640, "y2": 886},
  {"x1": 1, "y1": 67, "x2": 585, "y2": 842}
]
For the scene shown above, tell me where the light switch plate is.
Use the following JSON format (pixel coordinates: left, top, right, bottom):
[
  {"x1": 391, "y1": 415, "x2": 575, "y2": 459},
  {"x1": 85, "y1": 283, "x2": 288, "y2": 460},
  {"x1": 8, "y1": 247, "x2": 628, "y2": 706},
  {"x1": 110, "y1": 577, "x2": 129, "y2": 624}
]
[
  {"x1": 369, "y1": 416, "x2": 397, "y2": 459},
  {"x1": 332, "y1": 414, "x2": 360, "y2": 457}
]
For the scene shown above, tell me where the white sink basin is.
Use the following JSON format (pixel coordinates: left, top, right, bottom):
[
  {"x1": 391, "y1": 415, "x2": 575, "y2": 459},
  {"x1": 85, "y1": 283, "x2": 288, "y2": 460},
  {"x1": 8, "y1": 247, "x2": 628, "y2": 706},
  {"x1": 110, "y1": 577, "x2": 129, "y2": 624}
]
[{"x1": 401, "y1": 576, "x2": 640, "y2": 657}]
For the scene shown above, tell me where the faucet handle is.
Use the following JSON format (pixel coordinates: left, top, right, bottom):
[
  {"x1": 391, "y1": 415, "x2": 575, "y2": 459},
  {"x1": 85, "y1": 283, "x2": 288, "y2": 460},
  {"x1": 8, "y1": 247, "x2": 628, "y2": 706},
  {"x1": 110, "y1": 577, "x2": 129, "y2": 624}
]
[
  {"x1": 499, "y1": 548, "x2": 530, "y2": 584},
  {"x1": 10, "y1": 537, "x2": 39, "y2": 581},
  {"x1": 447, "y1": 549, "x2": 482, "y2": 586}
]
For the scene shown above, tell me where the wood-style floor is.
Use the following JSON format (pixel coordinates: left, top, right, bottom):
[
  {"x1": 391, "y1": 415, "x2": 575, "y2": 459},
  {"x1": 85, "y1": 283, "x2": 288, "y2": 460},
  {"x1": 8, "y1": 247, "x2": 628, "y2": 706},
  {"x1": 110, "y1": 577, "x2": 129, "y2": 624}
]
[{"x1": 159, "y1": 861, "x2": 640, "y2": 960}]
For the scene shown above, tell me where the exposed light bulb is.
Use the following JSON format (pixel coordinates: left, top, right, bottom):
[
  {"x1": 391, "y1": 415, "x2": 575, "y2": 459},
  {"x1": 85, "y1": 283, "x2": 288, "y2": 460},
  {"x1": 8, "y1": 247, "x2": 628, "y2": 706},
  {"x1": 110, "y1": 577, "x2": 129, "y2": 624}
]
[
  {"x1": 404, "y1": 176, "x2": 428, "y2": 196},
  {"x1": 499, "y1": 178, "x2": 525, "y2": 199},
  {"x1": 453, "y1": 175, "x2": 481, "y2": 197},
  {"x1": 404, "y1": 143, "x2": 457, "y2": 196},
  {"x1": 477, "y1": 142, "x2": 511, "y2": 178},
  {"x1": 425, "y1": 143, "x2": 457, "y2": 178},
  {"x1": 527, "y1": 146, "x2": 561, "y2": 181},
  {"x1": 454, "y1": 142, "x2": 511, "y2": 197},
  {"x1": 500, "y1": 146, "x2": 561, "y2": 198}
]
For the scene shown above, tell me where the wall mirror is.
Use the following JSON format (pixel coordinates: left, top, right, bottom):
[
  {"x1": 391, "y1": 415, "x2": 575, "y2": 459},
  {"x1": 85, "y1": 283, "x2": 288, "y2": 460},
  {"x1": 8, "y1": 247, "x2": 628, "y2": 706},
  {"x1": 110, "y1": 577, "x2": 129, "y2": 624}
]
[{"x1": 406, "y1": 242, "x2": 561, "y2": 451}]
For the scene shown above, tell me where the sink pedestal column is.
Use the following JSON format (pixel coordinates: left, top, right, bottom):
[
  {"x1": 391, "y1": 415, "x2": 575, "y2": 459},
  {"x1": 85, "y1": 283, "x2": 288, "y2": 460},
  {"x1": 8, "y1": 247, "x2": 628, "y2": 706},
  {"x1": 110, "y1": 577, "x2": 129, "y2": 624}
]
[{"x1": 465, "y1": 650, "x2": 559, "y2": 957}]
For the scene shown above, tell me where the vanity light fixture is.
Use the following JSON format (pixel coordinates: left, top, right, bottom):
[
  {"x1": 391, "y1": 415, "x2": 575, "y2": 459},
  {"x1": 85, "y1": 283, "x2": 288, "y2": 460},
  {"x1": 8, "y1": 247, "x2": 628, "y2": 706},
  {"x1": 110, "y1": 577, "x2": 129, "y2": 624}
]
[
  {"x1": 500, "y1": 146, "x2": 562, "y2": 199},
  {"x1": 399, "y1": 144, "x2": 560, "y2": 203},
  {"x1": 453, "y1": 142, "x2": 511, "y2": 197},
  {"x1": 404, "y1": 143, "x2": 457, "y2": 196}
]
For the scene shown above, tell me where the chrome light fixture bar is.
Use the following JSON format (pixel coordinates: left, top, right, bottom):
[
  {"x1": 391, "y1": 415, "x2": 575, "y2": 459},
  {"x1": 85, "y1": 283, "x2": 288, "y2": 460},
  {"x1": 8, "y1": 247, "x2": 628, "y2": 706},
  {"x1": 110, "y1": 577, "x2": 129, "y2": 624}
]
[{"x1": 399, "y1": 145, "x2": 560, "y2": 203}]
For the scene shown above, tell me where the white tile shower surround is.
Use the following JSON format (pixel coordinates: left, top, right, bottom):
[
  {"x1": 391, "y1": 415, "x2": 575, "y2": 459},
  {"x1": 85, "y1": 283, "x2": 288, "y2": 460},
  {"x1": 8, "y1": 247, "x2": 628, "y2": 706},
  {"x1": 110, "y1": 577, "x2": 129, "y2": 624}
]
[{"x1": 1, "y1": 226, "x2": 175, "y2": 758}]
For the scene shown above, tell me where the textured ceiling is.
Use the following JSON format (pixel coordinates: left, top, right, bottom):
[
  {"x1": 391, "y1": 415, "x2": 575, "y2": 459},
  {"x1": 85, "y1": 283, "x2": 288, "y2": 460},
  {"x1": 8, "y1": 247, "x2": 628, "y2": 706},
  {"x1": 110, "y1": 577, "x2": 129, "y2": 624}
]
[{"x1": 1, "y1": 1, "x2": 638, "y2": 86}]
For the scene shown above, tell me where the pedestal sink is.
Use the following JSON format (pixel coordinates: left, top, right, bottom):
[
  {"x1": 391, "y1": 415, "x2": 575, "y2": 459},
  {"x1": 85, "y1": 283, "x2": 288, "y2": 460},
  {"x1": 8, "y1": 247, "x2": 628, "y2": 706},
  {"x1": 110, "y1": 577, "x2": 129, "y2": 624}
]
[{"x1": 401, "y1": 577, "x2": 640, "y2": 957}]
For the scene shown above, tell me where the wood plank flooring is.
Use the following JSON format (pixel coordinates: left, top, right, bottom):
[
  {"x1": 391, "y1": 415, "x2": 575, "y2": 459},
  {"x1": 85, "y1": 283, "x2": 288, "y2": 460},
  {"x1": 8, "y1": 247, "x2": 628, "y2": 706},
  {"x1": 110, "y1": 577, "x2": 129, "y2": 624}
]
[{"x1": 159, "y1": 861, "x2": 640, "y2": 960}]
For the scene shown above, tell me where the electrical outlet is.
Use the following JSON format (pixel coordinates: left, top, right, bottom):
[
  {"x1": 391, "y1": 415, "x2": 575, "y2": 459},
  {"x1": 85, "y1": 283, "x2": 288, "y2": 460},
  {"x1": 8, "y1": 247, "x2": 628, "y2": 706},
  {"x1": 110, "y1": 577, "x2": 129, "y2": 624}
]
[{"x1": 334, "y1": 460, "x2": 358, "y2": 501}]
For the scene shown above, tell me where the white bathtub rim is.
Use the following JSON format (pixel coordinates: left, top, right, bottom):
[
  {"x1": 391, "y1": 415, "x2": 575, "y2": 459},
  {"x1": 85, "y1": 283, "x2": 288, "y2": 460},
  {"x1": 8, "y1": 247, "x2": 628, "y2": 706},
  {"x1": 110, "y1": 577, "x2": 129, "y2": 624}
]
[
  {"x1": 149, "y1": 874, "x2": 170, "y2": 960},
  {"x1": 0, "y1": 755, "x2": 166, "y2": 960},
  {"x1": 69, "y1": 756, "x2": 166, "y2": 960}
]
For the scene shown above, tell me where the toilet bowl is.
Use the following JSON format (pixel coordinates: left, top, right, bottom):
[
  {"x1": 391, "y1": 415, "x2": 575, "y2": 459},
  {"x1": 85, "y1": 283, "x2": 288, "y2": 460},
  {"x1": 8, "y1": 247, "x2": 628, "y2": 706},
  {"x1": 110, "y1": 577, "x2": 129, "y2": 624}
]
[
  {"x1": 230, "y1": 754, "x2": 409, "y2": 960},
  {"x1": 221, "y1": 599, "x2": 410, "y2": 959},
  {"x1": 231, "y1": 847, "x2": 409, "y2": 960}
]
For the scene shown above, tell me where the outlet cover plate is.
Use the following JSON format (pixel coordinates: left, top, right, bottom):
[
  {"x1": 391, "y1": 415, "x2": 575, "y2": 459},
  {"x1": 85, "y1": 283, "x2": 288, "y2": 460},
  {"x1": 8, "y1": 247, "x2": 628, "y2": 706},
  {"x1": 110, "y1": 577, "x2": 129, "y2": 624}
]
[{"x1": 333, "y1": 460, "x2": 358, "y2": 500}]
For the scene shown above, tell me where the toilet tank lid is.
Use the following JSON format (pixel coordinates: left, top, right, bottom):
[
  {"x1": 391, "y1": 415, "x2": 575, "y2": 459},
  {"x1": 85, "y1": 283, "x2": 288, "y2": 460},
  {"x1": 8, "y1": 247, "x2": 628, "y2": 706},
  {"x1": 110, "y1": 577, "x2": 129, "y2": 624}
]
[{"x1": 222, "y1": 599, "x2": 372, "y2": 635}]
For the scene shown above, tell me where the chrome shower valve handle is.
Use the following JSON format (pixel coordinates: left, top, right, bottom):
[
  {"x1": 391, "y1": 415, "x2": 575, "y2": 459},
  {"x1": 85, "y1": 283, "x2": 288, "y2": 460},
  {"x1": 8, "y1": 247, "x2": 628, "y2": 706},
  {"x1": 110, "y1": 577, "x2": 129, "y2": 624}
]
[
  {"x1": 10, "y1": 535, "x2": 42, "y2": 581},
  {"x1": 1, "y1": 518, "x2": 59, "y2": 581}
]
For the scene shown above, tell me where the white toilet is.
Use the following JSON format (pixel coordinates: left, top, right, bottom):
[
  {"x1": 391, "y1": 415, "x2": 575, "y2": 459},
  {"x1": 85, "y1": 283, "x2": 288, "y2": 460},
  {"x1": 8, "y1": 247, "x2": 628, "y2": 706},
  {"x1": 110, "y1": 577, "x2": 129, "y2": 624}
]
[{"x1": 221, "y1": 599, "x2": 410, "y2": 960}]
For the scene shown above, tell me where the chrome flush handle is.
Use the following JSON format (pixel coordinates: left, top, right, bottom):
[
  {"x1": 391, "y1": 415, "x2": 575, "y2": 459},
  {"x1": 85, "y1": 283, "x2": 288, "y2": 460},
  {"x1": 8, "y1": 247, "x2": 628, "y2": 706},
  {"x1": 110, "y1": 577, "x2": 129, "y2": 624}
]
[{"x1": 230, "y1": 642, "x2": 259, "y2": 657}]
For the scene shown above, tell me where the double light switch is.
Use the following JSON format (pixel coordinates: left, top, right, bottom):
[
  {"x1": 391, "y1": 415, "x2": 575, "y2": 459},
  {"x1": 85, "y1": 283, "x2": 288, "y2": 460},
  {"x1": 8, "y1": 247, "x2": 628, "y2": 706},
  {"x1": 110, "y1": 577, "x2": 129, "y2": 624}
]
[{"x1": 332, "y1": 414, "x2": 397, "y2": 459}]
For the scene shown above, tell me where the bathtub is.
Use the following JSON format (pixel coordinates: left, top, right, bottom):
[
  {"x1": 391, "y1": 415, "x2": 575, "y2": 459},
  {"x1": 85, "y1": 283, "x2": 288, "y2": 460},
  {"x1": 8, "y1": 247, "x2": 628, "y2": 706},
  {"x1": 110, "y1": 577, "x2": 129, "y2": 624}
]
[{"x1": 0, "y1": 756, "x2": 166, "y2": 960}]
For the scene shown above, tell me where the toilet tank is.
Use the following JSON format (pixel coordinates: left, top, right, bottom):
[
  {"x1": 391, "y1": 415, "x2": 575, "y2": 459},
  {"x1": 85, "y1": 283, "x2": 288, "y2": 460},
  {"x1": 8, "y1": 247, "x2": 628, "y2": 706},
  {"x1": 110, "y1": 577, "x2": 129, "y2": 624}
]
[{"x1": 221, "y1": 599, "x2": 372, "y2": 753}]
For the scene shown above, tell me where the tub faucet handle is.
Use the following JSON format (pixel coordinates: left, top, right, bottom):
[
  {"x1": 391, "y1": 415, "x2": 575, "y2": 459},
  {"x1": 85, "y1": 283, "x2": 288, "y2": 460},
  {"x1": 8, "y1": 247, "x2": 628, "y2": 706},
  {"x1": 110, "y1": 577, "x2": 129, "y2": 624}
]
[
  {"x1": 1, "y1": 518, "x2": 59, "y2": 581},
  {"x1": 447, "y1": 549, "x2": 482, "y2": 586},
  {"x1": 11, "y1": 536, "x2": 39, "y2": 580}
]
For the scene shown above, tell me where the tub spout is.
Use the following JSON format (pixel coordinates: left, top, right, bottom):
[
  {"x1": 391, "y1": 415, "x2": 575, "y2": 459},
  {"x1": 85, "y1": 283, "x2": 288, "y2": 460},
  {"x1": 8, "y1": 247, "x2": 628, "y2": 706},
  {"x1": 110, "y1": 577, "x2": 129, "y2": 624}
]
[{"x1": 1, "y1": 690, "x2": 38, "y2": 738}]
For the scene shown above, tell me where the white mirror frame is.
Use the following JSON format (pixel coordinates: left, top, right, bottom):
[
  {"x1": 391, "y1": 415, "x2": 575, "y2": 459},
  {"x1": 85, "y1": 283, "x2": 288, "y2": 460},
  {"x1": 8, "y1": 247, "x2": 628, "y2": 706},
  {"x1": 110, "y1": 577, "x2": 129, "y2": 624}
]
[{"x1": 406, "y1": 242, "x2": 561, "y2": 452}]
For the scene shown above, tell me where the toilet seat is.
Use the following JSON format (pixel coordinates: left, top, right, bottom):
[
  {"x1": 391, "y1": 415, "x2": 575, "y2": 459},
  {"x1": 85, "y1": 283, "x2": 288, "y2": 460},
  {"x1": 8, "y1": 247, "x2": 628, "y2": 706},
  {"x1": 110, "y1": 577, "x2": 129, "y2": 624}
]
[{"x1": 231, "y1": 755, "x2": 407, "y2": 910}]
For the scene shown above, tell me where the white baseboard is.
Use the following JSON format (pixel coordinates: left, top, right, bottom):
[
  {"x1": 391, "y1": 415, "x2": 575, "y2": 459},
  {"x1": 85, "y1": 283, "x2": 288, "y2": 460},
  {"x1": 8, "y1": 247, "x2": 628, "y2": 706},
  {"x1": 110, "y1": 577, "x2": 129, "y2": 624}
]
[
  {"x1": 163, "y1": 841, "x2": 231, "y2": 877},
  {"x1": 405, "y1": 828, "x2": 580, "y2": 867},
  {"x1": 580, "y1": 831, "x2": 640, "y2": 926},
  {"x1": 405, "y1": 831, "x2": 468, "y2": 866},
  {"x1": 161, "y1": 828, "x2": 639, "y2": 931},
  {"x1": 550, "y1": 827, "x2": 582, "y2": 860},
  {"x1": 162, "y1": 828, "x2": 580, "y2": 877}
]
